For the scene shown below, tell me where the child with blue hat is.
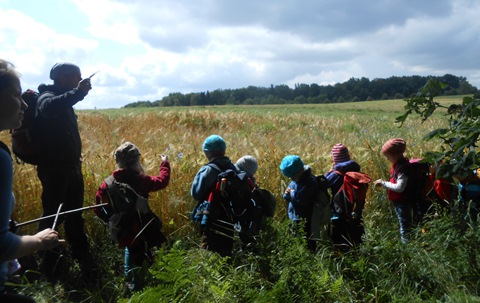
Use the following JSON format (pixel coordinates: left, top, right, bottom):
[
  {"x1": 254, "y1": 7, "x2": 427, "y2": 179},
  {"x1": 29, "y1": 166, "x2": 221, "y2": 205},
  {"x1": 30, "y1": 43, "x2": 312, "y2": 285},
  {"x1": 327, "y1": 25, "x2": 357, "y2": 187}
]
[
  {"x1": 280, "y1": 155, "x2": 330, "y2": 251},
  {"x1": 190, "y1": 134, "x2": 238, "y2": 256}
]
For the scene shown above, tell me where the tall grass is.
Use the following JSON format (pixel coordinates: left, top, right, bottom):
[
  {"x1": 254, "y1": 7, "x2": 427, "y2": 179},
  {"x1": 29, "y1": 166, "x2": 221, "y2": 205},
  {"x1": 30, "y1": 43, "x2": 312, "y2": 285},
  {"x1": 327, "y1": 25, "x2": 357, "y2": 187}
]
[{"x1": 1, "y1": 100, "x2": 478, "y2": 302}]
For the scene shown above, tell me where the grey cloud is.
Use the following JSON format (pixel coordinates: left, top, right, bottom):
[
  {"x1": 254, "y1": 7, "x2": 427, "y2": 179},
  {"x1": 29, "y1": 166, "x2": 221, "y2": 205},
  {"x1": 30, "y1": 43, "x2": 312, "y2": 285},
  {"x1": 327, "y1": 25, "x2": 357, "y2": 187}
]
[{"x1": 80, "y1": 0, "x2": 480, "y2": 107}]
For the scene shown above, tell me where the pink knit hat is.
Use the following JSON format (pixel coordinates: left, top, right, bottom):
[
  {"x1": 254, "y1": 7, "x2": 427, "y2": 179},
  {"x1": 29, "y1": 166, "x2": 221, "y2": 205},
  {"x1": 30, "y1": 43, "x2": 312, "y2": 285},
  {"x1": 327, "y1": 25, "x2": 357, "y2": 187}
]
[
  {"x1": 381, "y1": 138, "x2": 406, "y2": 155},
  {"x1": 331, "y1": 143, "x2": 350, "y2": 165}
]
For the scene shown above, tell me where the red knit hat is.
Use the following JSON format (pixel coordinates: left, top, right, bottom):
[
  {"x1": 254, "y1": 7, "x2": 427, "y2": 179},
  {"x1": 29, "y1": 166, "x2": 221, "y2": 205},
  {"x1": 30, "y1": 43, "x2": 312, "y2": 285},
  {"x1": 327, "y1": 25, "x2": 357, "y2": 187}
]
[
  {"x1": 381, "y1": 138, "x2": 406, "y2": 155},
  {"x1": 331, "y1": 143, "x2": 350, "y2": 165}
]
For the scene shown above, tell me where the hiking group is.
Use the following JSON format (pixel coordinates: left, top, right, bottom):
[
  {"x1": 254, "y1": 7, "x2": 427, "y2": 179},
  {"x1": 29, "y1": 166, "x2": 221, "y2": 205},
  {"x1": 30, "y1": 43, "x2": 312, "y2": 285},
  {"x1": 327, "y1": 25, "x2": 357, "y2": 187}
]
[{"x1": 1, "y1": 59, "x2": 479, "y2": 301}]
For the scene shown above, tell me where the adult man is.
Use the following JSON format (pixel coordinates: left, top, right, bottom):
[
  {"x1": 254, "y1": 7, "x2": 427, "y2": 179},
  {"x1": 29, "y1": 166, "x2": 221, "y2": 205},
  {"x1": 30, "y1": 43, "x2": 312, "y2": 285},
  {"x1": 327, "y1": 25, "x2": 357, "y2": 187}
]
[
  {"x1": 35, "y1": 62, "x2": 93, "y2": 279},
  {"x1": 191, "y1": 134, "x2": 238, "y2": 256}
]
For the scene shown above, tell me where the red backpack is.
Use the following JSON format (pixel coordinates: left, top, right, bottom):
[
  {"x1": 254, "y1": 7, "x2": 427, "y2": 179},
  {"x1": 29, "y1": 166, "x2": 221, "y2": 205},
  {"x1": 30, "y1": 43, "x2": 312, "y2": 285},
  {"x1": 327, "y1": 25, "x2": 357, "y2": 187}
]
[{"x1": 332, "y1": 171, "x2": 371, "y2": 222}]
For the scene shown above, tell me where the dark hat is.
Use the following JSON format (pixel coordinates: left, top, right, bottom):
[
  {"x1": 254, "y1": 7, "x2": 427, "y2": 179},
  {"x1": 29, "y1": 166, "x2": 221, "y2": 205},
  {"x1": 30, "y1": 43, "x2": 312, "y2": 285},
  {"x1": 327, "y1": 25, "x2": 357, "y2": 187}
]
[
  {"x1": 202, "y1": 134, "x2": 226, "y2": 151},
  {"x1": 49, "y1": 63, "x2": 80, "y2": 80},
  {"x1": 381, "y1": 138, "x2": 406, "y2": 155},
  {"x1": 280, "y1": 155, "x2": 304, "y2": 178}
]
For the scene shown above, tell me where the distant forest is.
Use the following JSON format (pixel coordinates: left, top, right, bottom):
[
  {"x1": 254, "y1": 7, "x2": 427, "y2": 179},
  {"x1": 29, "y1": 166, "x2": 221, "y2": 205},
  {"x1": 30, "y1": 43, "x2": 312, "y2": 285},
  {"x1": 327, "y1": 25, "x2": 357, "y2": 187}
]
[{"x1": 124, "y1": 74, "x2": 478, "y2": 108}]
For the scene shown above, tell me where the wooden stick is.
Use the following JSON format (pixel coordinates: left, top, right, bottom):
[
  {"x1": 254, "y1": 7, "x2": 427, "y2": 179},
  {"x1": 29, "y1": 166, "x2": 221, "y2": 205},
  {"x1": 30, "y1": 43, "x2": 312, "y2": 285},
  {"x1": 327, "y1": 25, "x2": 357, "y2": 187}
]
[
  {"x1": 51, "y1": 203, "x2": 63, "y2": 230},
  {"x1": 16, "y1": 203, "x2": 109, "y2": 228}
]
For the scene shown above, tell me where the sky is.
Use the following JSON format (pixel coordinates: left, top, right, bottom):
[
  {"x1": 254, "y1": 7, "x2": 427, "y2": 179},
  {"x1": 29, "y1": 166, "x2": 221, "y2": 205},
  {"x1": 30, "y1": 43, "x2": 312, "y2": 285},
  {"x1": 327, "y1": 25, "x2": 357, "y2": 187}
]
[{"x1": 1, "y1": 0, "x2": 479, "y2": 109}]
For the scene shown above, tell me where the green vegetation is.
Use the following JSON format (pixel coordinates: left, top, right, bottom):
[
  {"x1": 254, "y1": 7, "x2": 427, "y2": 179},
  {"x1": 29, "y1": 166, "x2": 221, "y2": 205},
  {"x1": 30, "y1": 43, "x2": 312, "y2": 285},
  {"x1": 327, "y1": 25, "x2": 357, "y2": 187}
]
[
  {"x1": 398, "y1": 79, "x2": 480, "y2": 179},
  {"x1": 2, "y1": 97, "x2": 479, "y2": 302}
]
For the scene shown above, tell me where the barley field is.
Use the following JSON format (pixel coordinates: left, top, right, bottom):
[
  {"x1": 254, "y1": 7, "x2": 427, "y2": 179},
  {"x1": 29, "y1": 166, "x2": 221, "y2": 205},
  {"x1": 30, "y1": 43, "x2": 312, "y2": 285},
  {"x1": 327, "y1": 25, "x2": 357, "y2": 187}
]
[
  {"x1": 3, "y1": 97, "x2": 479, "y2": 303},
  {"x1": 5, "y1": 99, "x2": 447, "y2": 236}
]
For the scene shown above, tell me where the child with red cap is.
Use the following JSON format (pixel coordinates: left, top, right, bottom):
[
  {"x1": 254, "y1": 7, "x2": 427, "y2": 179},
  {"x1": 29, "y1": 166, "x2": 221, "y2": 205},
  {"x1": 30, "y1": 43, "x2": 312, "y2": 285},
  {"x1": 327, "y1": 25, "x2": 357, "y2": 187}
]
[{"x1": 374, "y1": 138, "x2": 413, "y2": 244}]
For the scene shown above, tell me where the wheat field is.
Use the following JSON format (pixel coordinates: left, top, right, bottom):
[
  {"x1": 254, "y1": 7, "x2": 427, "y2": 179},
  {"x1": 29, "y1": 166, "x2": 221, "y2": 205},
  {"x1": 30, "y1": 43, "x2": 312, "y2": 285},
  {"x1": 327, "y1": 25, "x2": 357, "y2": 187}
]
[{"x1": 1, "y1": 100, "x2": 450, "y2": 239}]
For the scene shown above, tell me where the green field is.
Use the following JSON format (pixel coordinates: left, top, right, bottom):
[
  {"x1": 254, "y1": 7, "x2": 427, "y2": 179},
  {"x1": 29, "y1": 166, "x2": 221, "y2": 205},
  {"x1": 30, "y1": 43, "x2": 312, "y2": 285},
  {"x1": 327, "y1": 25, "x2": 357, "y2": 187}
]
[
  {"x1": 85, "y1": 96, "x2": 463, "y2": 117},
  {"x1": 2, "y1": 97, "x2": 479, "y2": 303}
]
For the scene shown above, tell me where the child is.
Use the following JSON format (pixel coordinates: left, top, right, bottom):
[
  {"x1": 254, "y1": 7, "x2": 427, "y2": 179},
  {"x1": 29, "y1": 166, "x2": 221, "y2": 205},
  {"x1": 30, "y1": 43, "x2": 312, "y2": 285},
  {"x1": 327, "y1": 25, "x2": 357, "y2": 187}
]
[
  {"x1": 374, "y1": 138, "x2": 413, "y2": 243},
  {"x1": 94, "y1": 142, "x2": 170, "y2": 290},
  {"x1": 235, "y1": 155, "x2": 277, "y2": 247},
  {"x1": 235, "y1": 155, "x2": 259, "y2": 183},
  {"x1": 191, "y1": 135, "x2": 247, "y2": 257},
  {"x1": 280, "y1": 155, "x2": 330, "y2": 251},
  {"x1": 325, "y1": 143, "x2": 363, "y2": 250}
]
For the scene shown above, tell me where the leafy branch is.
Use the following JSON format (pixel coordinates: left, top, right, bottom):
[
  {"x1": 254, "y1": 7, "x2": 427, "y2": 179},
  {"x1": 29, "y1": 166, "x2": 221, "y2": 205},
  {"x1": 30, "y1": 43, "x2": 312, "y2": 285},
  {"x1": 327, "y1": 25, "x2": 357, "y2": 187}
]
[{"x1": 396, "y1": 79, "x2": 480, "y2": 178}]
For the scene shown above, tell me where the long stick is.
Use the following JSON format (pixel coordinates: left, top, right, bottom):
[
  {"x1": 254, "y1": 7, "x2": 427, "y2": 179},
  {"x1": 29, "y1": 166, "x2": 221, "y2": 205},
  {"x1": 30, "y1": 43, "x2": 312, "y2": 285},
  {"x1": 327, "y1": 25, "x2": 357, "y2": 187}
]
[
  {"x1": 130, "y1": 217, "x2": 156, "y2": 245},
  {"x1": 16, "y1": 203, "x2": 109, "y2": 227},
  {"x1": 51, "y1": 203, "x2": 63, "y2": 230}
]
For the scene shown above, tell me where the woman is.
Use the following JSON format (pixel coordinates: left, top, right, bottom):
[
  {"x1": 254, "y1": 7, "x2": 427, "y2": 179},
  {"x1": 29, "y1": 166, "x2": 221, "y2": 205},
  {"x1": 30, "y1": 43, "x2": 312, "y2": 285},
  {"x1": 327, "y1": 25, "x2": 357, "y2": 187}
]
[{"x1": 0, "y1": 59, "x2": 63, "y2": 301}]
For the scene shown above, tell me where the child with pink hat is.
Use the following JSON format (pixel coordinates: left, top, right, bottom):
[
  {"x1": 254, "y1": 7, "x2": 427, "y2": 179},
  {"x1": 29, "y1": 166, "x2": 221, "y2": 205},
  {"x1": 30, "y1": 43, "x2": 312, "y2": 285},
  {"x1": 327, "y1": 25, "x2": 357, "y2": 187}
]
[{"x1": 325, "y1": 143, "x2": 363, "y2": 251}]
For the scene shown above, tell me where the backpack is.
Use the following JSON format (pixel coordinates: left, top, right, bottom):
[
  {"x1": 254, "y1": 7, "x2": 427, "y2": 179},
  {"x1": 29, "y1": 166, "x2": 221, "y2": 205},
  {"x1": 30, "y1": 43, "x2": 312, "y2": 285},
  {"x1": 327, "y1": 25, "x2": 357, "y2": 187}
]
[
  {"x1": 428, "y1": 176, "x2": 457, "y2": 209},
  {"x1": 191, "y1": 163, "x2": 257, "y2": 233},
  {"x1": 407, "y1": 158, "x2": 433, "y2": 218},
  {"x1": 104, "y1": 176, "x2": 151, "y2": 242},
  {"x1": 332, "y1": 171, "x2": 371, "y2": 222},
  {"x1": 10, "y1": 89, "x2": 40, "y2": 165},
  {"x1": 310, "y1": 175, "x2": 332, "y2": 239},
  {"x1": 409, "y1": 158, "x2": 431, "y2": 200}
]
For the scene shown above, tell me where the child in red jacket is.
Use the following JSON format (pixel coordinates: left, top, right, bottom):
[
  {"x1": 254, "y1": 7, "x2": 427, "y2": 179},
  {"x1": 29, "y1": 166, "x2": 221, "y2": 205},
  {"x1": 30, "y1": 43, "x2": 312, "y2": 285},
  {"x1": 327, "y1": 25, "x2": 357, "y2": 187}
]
[
  {"x1": 94, "y1": 142, "x2": 170, "y2": 290},
  {"x1": 374, "y1": 138, "x2": 413, "y2": 243}
]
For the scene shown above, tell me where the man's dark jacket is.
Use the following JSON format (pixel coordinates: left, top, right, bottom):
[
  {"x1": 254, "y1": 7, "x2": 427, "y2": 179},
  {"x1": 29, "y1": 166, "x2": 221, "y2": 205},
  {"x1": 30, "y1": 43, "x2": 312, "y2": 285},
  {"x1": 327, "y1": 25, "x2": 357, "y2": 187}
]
[{"x1": 35, "y1": 84, "x2": 86, "y2": 165}]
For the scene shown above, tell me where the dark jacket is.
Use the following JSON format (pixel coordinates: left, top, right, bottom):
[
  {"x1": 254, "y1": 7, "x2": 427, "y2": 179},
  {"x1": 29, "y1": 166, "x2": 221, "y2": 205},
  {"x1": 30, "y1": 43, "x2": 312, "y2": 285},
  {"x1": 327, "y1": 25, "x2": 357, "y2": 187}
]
[
  {"x1": 283, "y1": 166, "x2": 319, "y2": 221},
  {"x1": 325, "y1": 160, "x2": 361, "y2": 195},
  {"x1": 35, "y1": 84, "x2": 86, "y2": 165}
]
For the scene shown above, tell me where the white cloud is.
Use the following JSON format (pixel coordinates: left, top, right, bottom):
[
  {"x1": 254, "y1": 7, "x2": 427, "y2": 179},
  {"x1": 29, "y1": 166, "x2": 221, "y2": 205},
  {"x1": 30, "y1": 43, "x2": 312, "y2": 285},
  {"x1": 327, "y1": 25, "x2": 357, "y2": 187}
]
[{"x1": 1, "y1": 0, "x2": 480, "y2": 108}]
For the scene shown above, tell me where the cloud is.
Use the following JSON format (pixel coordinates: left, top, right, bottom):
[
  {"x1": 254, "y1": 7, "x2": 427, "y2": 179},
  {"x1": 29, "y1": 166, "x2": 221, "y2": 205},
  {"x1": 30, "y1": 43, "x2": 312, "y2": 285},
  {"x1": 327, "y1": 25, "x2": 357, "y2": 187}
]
[{"x1": 1, "y1": 0, "x2": 480, "y2": 108}]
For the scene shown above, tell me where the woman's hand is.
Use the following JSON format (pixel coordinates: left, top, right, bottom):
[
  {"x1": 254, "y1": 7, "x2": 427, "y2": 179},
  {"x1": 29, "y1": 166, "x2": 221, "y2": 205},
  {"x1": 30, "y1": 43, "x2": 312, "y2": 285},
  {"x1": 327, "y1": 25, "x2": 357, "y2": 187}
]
[{"x1": 35, "y1": 228, "x2": 65, "y2": 250}]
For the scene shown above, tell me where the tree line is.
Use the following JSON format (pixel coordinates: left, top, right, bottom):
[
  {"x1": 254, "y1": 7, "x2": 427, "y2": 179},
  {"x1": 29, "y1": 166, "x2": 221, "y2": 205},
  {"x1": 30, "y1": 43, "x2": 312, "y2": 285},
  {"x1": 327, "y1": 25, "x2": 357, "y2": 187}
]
[{"x1": 124, "y1": 74, "x2": 478, "y2": 108}]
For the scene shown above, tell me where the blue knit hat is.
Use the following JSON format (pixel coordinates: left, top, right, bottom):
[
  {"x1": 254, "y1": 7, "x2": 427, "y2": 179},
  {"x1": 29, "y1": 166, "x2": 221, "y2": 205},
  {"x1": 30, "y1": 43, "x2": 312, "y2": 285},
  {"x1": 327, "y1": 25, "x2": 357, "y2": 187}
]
[
  {"x1": 202, "y1": 135, "x2": 226, "y2": 151},
  {"x1": 50, "y1": 62, "x2": 80, "y2": 80},
  {"x1": 280, "y1": 155, "x2": 304, "y2": 178}
]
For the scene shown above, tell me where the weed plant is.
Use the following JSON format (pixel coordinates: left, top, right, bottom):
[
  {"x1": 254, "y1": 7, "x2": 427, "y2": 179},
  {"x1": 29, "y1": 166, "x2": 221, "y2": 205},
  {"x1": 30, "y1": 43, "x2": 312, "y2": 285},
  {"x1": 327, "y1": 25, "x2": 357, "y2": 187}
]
[{"x1": 1, "y1": 101, "x2": 479, "y2": 302}]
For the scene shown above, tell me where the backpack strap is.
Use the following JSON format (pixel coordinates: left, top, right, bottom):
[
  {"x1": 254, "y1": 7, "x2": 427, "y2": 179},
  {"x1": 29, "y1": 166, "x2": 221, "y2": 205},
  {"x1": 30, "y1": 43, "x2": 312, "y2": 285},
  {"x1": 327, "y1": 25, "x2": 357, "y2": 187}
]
[
  {"x1": 207, "y1": 161, "x2": 256, "y2": 189},
  {"x1": 392, "y1": 159, "x2": 410, "y2": 180},
  {"x1": 104, "y1": 176, "x2": 145, "y2": 213},
  {"x1": 207, "y1": 161, "x2": 237, "y2": 173},
  {"x1": 105, "y1": 176, "x2": 122, "y2": 213},
  {"x1": 207, "y1": 162, "x2": 222, "y2": 172}
]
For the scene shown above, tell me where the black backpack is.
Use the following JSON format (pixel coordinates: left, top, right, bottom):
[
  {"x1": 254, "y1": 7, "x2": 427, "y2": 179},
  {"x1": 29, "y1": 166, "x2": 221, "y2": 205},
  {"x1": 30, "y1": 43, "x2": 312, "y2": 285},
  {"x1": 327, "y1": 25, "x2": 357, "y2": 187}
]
[
  {"x1": 11, "y1": 89, "x2": 41, "y2": 165},
  {"x1": 210, "y1": 163, "x2": 256, "y2": 223},
  {"x1": 192, "y1": 163, "x2": 258, "y2": 233},
  {"x1": 311, "y1": 175, "x2": 332, "y2": 232},
  {"x1": 104, "y1": 176, "x2": 151, "y2": 242}
]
